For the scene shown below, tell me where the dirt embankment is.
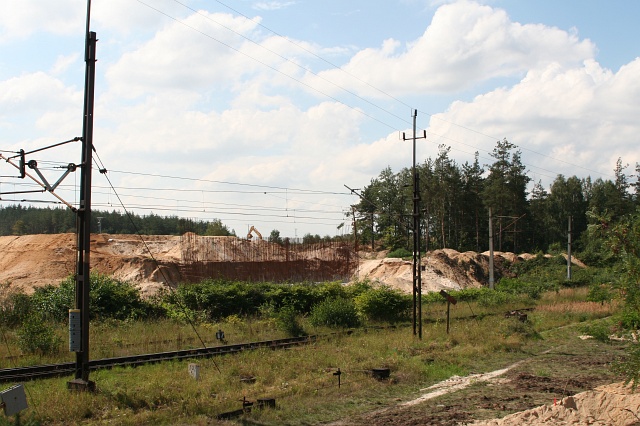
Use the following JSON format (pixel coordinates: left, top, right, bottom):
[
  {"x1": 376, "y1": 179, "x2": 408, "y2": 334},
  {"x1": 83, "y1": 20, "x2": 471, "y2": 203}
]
[
  {"x1": 0, "y1": 233, "x2": 186, "y2": 294},
  {"x1": 358, "y1": 249, "x2": 530, "y2": 293},
  {"x1": 0, "y1": 233, "x2": 582, "y2": 296}
]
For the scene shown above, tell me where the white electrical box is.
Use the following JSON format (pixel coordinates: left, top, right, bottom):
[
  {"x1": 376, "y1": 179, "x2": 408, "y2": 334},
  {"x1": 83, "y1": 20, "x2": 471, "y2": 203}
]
[
  {"x1": 69, "y1": 309, "x2": 82, "y2": 352},
  {"x1": 0, "y1": 384, "x2": 28, "y2": 416}
]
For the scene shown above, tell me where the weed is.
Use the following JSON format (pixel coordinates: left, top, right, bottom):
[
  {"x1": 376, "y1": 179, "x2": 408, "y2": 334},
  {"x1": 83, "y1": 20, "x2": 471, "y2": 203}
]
[
  {"x1": 275, "y1": 305, "x2": 306, "y2": 336},
  {"x1": 17, "y1": 315, "x2": 62, "y2": 355},
  {"x1": 310, "y1": 298, "x2": 361, "y2": 328}
]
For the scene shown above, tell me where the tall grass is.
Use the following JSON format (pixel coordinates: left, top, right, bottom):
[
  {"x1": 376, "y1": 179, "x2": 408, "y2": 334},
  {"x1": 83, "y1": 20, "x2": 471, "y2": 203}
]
[{"x1": 0, "y1": 282, "x2": 619, "y2": 425}]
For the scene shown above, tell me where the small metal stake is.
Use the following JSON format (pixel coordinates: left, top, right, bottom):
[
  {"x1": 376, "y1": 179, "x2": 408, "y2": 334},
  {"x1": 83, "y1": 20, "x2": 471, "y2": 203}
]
[{"x1": 333, "y1": 368, "x2": 342, "y2": 388}]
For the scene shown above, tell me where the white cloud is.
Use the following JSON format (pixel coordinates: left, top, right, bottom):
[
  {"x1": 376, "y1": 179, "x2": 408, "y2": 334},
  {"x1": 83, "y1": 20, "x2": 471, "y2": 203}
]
[
  {"x1": 92, "y1": 0, "x2": 188, "y2": 36},
  {"x1": 309, "y1": 0, "x2": 596, "y2": 97},
  {"x1": 0, "y1": 72, "x2": 82, "y2": 132},
  {"x1": 426, "y1": 58, "x2": 640, "y2": 184},
  {"x1": 3, "y1": 0, "x2": 640, "y2": 238},
  {"x1": 104, "y1": 11, "x2": 278, "y2": 99},
  {"x1": 253, "y1": 2, "x2": 297, "y2": 11},
  {"x1": 0, "y1": 0, "x2": 85, "y2": 42},
  {"x1": 51, "y1": 53, "x2": 80, "y2": 75}
]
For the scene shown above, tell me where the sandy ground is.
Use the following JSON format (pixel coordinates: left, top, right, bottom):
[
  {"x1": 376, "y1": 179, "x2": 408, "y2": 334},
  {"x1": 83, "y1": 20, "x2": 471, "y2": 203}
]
[{"x1": 466, "y1": 381, "x2": 640, "y2": 425}]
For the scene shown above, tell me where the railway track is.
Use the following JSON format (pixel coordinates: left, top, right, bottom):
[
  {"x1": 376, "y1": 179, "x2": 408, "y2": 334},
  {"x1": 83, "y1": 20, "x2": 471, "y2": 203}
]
[{"x1": 0, "y1": 335, "x2": 319, "y2": 384}]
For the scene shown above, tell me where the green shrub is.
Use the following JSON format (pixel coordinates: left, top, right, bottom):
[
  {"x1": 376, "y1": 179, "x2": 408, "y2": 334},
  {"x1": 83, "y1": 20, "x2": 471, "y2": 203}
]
[
  {"x1": 580, "y1": 321, "x2": 611, "y2": 343},
  {"x1": 309, "y1": 298, "x2": 361, "y2": 328},
  {"x1": 496, "y1": 278, "x2": 544, "y2": 299},
  {"x1": 345, "y1": 280, "x2": 373, "y2": 298},
  {"x1": 17, "y1": 315, "x2": 62, "y2": 355},
  {"x1": 477, "y1": 290, "x2": 514, "y2": 307},
  {"x1": 354, "y1": 286, "x2": 411, "y2": 323},
  {"x1": 586, "y1": 283, "x2": 615, "y2": 305},
  {"x1": 614, "y1": 342, "x2": 640, "y2": 390},
  {"x1": 275, "y1": 305, "x2": 306, "y2": 336},
  {"x1": 0, "y1": 289, "x2": 32, "y2": 327},
  {"x1": 387, "y1": 248, "x2": 412, "y2": 259},
  {"x1": 29, "y1": 273, "x2": 155, "y2": 322},
  {"x1": 618, "y1": 308, "x2": 640, "y2": 330},
  {"x1": 30, "y1": 280, "x2": 74, "y2": 322},
  {"x1": 89, "y1": 274, "x2": 151, "y2": 320},
  {"x1": 450, "y1": 287, "x2": 487, "y2": 302}
]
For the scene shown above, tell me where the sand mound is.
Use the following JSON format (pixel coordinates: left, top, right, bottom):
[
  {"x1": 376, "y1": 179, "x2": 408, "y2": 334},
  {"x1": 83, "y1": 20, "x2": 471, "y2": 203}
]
[
  {"x1": 0, "y1": 233, "x2": 185, "y2": 294},
  {"x1": 466, "y1": 382, "x2": 640, "y2": 425},
  {"x1": 357, "y1": 249, "x2": 519, "y2": 293}
]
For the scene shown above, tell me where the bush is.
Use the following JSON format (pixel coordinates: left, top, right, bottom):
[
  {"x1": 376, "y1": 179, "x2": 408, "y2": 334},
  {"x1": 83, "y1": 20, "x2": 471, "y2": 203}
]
[
  {"x1": 477, "y1": 290, "x2": 517, "y2": 307},
  {"x1": 275, "y1": 305, "x2": 306, "y2": 337},
  {"x1": 0, "y1": 288, "x2": 32, "y2": 327},
  {"x1": 30, "y1": 281, "x2": 74, "y2": 322},
  {"x1": 586, "y1": 283, "x2": 615, "y2": 305},
  {"x1": 387, "y1": 248, "x2": 412, "y2": 259},
  {"x1": 614, "y1": 342, "x2": 640, "y2": 390},
  {"x1": 90, "y1": 274, "x2": 151, "y2": 320},
  {"x1": 618, "y1": 308, "x2": 640, "y2": 330},
  {"x1": 496, "y1": 278, "x2": 544, "y2": 300},
  {"x1": 17, "y1": 315, "x2": 62, "y2": 355},
  {"x1": 29, "y1": 274, "x2": 158, "y2": 322},
  {"x1": 309, "y1": 298, "x2": 361, "y2": 328},
  {"x1": 354, "y1": 286, "x2": 411, "y2": 323},
  {"x1": 581, "y1": 321, "x2": 611, "y2": 343}
]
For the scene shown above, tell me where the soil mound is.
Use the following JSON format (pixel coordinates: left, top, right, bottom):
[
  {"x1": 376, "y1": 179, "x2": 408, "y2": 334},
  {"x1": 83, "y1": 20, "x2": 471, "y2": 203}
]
[
  {"x1": 467, "y1": 382, "x2": 640, "y2": 425},
  {"x1": 0, "y1": 233, "x2": 186, "y2": 294},
  {"x1": 357, "y1": 249, "x2": 517, "y2": 293}
]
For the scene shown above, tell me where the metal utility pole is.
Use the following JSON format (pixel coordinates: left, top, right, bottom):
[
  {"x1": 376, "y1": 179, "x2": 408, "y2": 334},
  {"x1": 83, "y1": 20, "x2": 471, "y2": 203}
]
[
  {"x1": 488, "y1": 207, "x2": 494, "y2": 289},
  {"x1": 402, "y1": 110, "x2": 426, "y2": 339},
  {"x1": 68, "y1": 0, "x2": 96, "y2": 391},
  {"x1": 567, "y1": 216, "x2": 572, "y2": 280},
  {"x1": 351, "y1": 205, "x2": 358, "y2": 253}
]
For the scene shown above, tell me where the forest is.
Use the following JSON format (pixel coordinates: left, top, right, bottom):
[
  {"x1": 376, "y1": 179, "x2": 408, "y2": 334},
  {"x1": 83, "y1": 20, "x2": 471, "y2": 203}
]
[
  {"x1": 353, "y1": 139, "x2": 640, "y2": 259},
  {"x1": 0, "y1": 206, "x2": 234, "y2": 238}
]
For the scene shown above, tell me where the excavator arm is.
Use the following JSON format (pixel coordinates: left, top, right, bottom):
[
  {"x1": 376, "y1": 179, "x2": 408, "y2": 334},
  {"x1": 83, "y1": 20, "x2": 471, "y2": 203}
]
[{"x1": 247, "y1": 226, "x2": 262, "y2": 240}]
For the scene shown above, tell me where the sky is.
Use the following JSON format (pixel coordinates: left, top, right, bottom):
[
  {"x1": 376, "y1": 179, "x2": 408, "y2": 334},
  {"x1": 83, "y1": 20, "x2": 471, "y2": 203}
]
[{"x1": 1, "y1": 0, "x2": 639, "y2": 239}]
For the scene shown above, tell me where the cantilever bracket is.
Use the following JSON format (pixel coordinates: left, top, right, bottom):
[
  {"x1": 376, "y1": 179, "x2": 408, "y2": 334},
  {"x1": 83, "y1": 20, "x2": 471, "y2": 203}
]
[
  {"x1": 0, "y1": 153, "x2": 76, "y2": 210},
  {"x1": 27, "y1": 160, "x2": 77, "y2": 192}
]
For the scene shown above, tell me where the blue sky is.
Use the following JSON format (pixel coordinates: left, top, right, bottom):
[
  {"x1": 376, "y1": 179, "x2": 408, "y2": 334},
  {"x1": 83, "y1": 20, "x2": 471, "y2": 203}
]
[{"x1": 1, "y1": 0, "x2": 639, "y2": 239}]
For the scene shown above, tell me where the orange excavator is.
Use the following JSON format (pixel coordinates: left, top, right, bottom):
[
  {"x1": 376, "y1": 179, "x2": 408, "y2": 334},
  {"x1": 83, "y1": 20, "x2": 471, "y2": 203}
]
[{"x1": 247, "y1": 225, "x2": 262, "y2": 240}]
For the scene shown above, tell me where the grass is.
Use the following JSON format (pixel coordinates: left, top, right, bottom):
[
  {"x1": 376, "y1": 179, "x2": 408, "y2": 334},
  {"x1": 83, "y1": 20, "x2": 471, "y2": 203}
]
[{"x1": 0, "y1": 286, "x2": 626, "y2": 425}]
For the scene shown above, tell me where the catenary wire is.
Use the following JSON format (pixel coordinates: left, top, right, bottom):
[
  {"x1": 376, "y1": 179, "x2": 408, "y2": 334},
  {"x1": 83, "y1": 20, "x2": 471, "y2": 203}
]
[
  {"x1": 134, "y1": 0, "x2": 397, "y2": 132},
  {"x1": 92, "y1": 151, "x2": 220, "y2": 373},
  {"x1": 134, "y1": 1, "x2": 617, "y2": 184}
]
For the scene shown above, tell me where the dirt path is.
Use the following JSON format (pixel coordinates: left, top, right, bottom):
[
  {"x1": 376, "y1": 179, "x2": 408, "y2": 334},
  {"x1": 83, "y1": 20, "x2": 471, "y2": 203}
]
[{"x1": 401, "y1": 363, "x2": 524, "y2": 407}]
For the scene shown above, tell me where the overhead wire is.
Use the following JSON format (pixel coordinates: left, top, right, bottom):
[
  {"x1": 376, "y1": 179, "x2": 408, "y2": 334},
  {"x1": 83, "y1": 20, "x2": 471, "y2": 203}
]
[
  {"x1": 0, "y1": 1, "x2": 621, "y2": 219},
  {"x1": 202, "y1": 0, "x2": 624, "y2": 178},
  {"x1": 160, "y1": 0, "x2": 615, "y2": 182},
  {"x1": 108, "y1": 169, "x2": 350, "y2": 195},
  {"x1": 134, "y1": 0, "x2": 396, "y2": 132},
  {"x1": 92, "y1": 149, "x2": 222, "y2": 373}
]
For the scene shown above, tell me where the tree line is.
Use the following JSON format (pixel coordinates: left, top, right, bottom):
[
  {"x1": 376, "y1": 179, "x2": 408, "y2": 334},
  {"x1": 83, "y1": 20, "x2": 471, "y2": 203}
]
[
  {"x1": 353, "y1": 139, "x2": 640, "y2": 258},
  {"x1": 0, "y1": 205, "x2": 236, "y2": 237}
]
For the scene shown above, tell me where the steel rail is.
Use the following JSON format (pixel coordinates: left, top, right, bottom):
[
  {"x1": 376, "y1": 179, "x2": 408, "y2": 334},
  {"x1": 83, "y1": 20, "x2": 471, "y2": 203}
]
[{"x1": 0, "y1": 335, "x2": 318, "y2": 384}]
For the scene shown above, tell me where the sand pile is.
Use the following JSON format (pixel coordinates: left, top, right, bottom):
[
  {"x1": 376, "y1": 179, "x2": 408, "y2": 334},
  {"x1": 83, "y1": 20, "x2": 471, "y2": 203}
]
[{"x1": 467, "y1": 382, "x2": 640, "y2": 425}]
